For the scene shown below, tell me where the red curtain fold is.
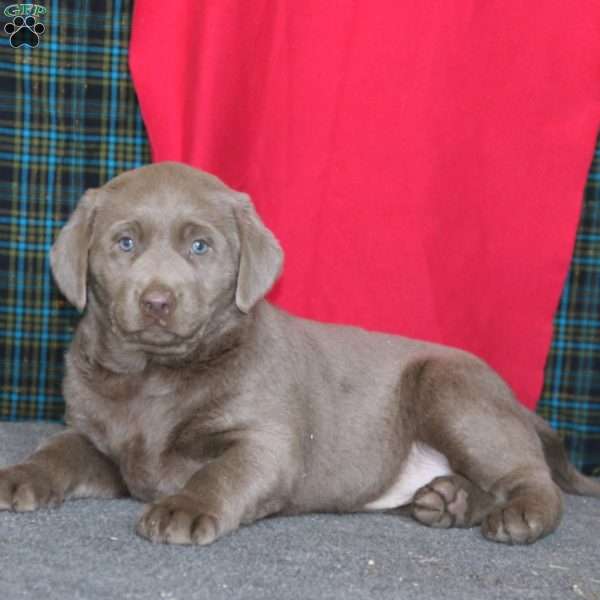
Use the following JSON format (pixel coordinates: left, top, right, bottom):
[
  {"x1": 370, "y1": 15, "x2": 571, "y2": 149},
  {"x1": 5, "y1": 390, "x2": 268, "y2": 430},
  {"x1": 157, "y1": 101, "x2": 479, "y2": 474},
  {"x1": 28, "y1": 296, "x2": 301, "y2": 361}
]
[{"x1": 129, "y1": 1, "x2": 600, "y2": 409}]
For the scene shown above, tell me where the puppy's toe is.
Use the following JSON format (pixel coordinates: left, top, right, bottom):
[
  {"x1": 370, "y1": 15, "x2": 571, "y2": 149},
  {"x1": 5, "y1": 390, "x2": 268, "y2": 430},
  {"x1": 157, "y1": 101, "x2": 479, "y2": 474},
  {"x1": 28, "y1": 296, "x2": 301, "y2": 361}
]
[
  {"x1": 162, "y1": 509, "x2": 194, "y2": 544},
  {"x1": 190, "y1": 514, "x2": 218, "y2": 545},
  {"x1": 136, "y1": 503, "x2": 170, "y2": 542}
]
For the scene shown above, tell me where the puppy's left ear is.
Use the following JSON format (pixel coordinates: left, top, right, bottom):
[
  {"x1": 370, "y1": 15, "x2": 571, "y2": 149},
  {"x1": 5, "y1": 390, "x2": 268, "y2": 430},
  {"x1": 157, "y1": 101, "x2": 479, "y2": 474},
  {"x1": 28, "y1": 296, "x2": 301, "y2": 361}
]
[
  {"x1": 50, "y1": 189, "x2": 98, "y2": 312},
  {"x1": 234, "y1": 194, "x2": 283, "y2": 313}
]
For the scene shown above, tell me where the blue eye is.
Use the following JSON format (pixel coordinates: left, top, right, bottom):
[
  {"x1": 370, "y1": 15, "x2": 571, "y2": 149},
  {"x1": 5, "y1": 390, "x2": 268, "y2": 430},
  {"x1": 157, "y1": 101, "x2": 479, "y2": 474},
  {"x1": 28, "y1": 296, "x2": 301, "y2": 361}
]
[
  {"x1": 191, "y1": 239, "x2": 209, "y2": 255},
  {"x1": 118, "y1": 236, "x2": 135, "y2": 252}
]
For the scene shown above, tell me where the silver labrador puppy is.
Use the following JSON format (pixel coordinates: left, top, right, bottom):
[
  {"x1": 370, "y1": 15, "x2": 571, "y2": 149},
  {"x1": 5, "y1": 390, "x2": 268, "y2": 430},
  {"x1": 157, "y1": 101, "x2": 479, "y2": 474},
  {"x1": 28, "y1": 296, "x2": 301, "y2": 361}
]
[{"x1": 1, "y1": 162, "x2": 598, "y2": 545}]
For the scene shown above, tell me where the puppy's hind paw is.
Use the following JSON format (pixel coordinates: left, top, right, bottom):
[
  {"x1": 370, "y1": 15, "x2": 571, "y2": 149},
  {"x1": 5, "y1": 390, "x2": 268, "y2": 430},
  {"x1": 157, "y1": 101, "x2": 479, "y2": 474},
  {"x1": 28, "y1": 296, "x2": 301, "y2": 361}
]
[
  {"x1": 412, "y1": 476, "x2": 465, "y2": 528},
  {"x1": 411, "y1": 474, "x2": 494, "y2": 529},
  {"x1": 481, "y1": 502, "x2": 551, "y2": 545}
]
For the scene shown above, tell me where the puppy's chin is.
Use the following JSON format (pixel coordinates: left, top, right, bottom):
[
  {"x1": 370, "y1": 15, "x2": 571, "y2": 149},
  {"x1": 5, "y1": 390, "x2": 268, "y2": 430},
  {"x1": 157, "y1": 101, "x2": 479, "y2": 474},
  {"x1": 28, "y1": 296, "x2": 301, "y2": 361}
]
[
  {"x1": 122, "y1": 334, "x2": 200, "y2": 365},
  {"x1": 113, "y1": 318, "x2": 205, "y2": 357}
]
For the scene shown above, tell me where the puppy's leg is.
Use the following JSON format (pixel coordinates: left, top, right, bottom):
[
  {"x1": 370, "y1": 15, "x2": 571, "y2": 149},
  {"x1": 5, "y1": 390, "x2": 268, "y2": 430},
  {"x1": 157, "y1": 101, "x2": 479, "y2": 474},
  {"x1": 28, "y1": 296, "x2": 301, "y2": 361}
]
[
  {"x1": 411, "y1": 473, "x2": 496, "y2": 528},
  {"x1": 0, "y1": 429, "x2": 128, "y2": 511},
  {"x1": 136, "y1": 440, "x2": 288, "y2": 545},
  {"x1": 407, "y1": 356, "x2": 563, "y2": 544}
]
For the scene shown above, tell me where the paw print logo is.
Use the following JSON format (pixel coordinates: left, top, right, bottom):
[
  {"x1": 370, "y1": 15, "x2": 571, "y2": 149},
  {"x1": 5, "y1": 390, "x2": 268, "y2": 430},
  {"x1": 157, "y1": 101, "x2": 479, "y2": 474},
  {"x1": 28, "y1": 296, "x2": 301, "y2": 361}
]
[{"x1": 4, "y1": 15, "x2": 45, "y2": 48}]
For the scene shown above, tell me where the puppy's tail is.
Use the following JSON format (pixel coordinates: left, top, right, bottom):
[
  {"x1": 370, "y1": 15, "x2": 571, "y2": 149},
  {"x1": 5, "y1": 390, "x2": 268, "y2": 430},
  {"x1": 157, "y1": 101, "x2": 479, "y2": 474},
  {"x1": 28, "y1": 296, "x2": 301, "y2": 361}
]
[{"x1": 531, "y1": 412, "x2": 600, "y2": 498}]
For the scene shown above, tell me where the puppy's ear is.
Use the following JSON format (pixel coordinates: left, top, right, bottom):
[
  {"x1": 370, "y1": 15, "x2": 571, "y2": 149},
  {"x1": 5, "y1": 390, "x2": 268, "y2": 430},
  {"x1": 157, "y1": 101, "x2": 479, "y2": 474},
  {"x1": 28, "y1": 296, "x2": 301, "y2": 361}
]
[
  {"x1": 234, "y1": 194, "x2": 283, "y2": 313},
  {"x1": 50, "y1": 189, "x2": 98, "y2": 312}
]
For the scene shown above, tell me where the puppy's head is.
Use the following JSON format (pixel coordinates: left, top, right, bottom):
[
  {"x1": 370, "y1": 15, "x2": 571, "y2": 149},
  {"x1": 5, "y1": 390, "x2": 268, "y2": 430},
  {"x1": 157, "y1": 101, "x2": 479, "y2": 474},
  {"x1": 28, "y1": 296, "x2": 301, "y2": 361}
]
[{"x1": 51, "y1": 162, "x2": 282, "y2": 356}]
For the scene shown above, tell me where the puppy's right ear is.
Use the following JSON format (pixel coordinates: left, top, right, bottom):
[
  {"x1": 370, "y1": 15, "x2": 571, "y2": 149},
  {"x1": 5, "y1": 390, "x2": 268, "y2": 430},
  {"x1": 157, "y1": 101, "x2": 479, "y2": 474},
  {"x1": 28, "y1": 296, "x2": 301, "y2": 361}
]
[
  {"x1": 234, "y1": 194, "x2": 283, "y2": 314},
  {"x1": 50, "y1": 189, "x2": 98, "y2": 312}
]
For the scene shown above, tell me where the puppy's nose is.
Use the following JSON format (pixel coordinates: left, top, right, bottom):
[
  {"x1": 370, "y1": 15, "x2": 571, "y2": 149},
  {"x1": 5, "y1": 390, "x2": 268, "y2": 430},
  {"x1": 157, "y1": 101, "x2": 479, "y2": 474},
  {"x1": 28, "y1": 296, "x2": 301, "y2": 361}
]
[{"x1": 140, "y1": 287, "x2": 176, "y2": 321}]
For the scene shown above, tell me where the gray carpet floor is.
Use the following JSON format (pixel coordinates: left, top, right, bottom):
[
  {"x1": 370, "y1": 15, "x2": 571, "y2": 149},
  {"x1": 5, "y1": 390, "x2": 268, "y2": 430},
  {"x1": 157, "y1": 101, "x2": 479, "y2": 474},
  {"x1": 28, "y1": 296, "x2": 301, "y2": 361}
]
[{"x1": 0, "y1": 423, "x2": 599, "y2": 600}]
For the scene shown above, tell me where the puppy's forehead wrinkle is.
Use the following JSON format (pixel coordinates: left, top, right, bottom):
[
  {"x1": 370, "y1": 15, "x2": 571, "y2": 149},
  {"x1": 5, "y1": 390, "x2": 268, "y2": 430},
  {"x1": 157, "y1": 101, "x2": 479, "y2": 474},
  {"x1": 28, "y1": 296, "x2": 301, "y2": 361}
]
[
  {"x1": 98, "y1": 186, "x2": 239, "y2": 235},
  {"x1": 96, "y1": 195, "x2": 236, "y2": 242}
]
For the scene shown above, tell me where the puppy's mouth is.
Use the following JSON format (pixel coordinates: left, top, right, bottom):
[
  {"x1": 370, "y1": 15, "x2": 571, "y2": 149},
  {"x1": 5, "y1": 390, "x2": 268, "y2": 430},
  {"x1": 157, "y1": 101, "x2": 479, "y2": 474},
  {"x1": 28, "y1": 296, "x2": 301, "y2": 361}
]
[
  {"x1": 132, "y1": 328, "x2": 185, "y2": 345},
  {"x1": 119, "y1": 331, "x2": 197, "y2": 359},
  {"x1": 112, "y1": 318, "x2": 205, "y2": 356}
]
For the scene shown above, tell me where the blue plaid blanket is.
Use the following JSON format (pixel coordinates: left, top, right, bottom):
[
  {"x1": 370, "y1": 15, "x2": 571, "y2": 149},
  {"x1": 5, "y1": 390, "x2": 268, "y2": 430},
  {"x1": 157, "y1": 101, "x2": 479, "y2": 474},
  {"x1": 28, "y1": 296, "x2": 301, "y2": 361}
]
[
  {"x1": 538, "y1": 139, "x2": 600, "y2": 476},
  {"x1": 0, "y1": 0, "x2": 149, "y2": 421}
]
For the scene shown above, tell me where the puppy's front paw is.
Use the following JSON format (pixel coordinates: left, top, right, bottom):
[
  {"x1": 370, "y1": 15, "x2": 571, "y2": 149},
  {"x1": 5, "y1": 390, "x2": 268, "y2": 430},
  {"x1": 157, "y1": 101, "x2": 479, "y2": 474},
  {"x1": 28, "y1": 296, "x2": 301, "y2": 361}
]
[
  {"x1": 0, "y1": 463, "x2": 62, "y2": 512},
  {"x1": 136, "y1": 493, "x2": 219, "y2": 545}
]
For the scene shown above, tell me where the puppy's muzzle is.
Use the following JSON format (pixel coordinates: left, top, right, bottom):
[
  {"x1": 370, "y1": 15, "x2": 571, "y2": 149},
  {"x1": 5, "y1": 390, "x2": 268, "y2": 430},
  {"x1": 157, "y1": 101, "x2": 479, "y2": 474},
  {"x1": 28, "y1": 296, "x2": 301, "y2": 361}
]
[{"x1": 140, "y1": 285, "x2": 177, "y2": 326}]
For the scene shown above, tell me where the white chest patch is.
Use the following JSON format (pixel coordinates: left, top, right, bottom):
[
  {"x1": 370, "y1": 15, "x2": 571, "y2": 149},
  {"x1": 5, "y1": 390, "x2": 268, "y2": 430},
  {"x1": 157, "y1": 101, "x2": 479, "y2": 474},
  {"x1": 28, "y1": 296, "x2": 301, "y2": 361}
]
[{"x1": 363, "y1": 443, "x2": 452, "y2": 510}]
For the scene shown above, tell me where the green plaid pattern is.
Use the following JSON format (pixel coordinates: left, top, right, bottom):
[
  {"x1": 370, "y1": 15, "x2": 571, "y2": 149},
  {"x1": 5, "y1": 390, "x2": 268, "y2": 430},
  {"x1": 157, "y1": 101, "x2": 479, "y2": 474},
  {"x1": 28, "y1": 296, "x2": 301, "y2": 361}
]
[
  {"x1": 0, "y1": 0, "x2": 149, "y2": 421},
  {"x1": 538, "y1": 136, "x2": 600, "y2": 476}
]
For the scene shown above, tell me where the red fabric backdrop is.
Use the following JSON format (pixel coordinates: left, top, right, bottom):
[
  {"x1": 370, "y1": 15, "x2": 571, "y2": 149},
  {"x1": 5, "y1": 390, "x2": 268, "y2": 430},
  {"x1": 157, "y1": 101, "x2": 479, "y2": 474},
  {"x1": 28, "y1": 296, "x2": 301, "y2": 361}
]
[{"x1": 129, "y1": 2, "x2": 600, "y2": 409}]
